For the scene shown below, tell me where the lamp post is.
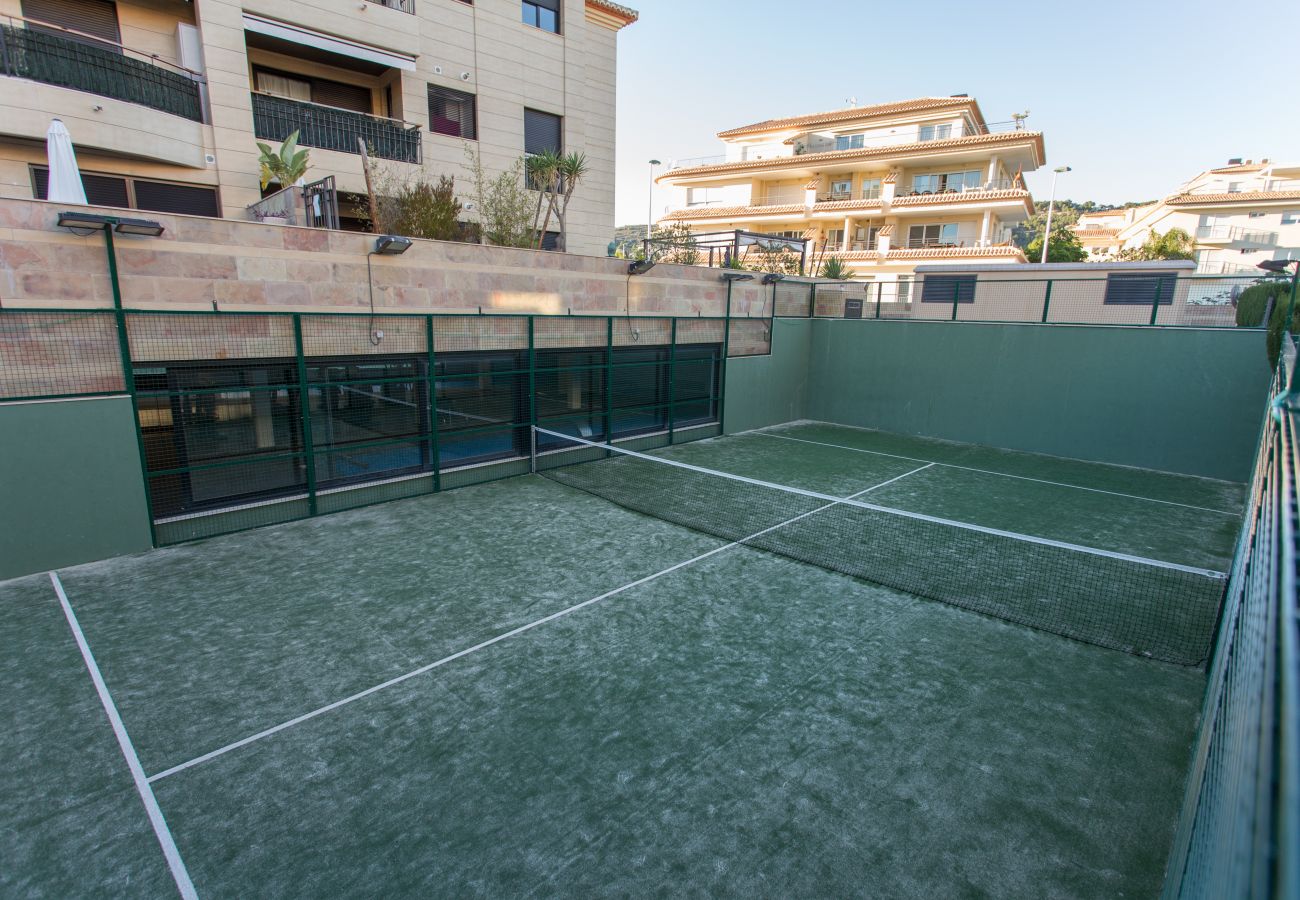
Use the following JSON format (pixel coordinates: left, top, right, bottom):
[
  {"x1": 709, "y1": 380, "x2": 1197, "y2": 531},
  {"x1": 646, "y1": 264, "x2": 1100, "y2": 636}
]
[
  {"x1": 1040, "y1": 165, "x2": 1072, "y2": 264},
  {"x1": 646, "y1": 159, "x2": 661, "y2": 240}
]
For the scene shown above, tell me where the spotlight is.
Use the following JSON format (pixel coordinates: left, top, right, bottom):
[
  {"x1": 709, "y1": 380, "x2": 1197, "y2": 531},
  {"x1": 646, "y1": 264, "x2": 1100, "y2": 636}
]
[
  {"x1": 761, "y1": 273, "x2": 784, "y2": 285},
  {"x1": 1257, "y1": 259, "x2": 1296, "y2": 274},
  {"x1": 56, "y1": 211, "x2": 112, "y2": 231},
  {"x1": 628, "y1": 259, "x2": 656, "y2": 276},
  {"x1": 113, "y1": 217, "x2": 164, "y2": 236},
  {"x1": 373, "y1": 234, "x2": 413, "y2": 255},
  {"x1": 721, "y1": 272, "x2": 754, "y2": 282}
]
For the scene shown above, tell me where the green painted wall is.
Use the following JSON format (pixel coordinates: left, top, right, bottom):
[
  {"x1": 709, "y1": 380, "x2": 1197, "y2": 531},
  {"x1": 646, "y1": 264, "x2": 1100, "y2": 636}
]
[
  {"x1": 724, "y1": 318, "x2": 811, "y2": 433},
  {"x1": 806, "y1": 320, "x2": 1270, "y2": 481},
  {"x1": 0, "y1": 397, "x2": 152, "y2": 580}
]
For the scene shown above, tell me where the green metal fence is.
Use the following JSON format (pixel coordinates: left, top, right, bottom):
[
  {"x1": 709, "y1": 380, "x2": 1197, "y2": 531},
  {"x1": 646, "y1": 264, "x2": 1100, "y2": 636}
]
[
  {"x1": 0, "y1": 308, "x2": 773, "y2": 544},
  {"x1": 1161, "y1": 338, "x2": 1299, "y2": 898},
  {"x1": 779, "y1": 275, "x2": 1276, "y2": 328}
]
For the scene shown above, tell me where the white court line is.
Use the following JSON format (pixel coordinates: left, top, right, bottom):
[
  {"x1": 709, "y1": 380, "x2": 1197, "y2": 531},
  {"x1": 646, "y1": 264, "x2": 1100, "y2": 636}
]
[
  {"x1": 536, "y1": 427, "x2": 1226, "y2": 579},
  {"x1": 147, "y1": 469, "x2": 918, "y2": 784},
  {"x1": 49, "y1": 572, "x2": 198, "y2": 900},
  {"x1": 753, "y1": 430, "x2": 1240, "y2": 516}
]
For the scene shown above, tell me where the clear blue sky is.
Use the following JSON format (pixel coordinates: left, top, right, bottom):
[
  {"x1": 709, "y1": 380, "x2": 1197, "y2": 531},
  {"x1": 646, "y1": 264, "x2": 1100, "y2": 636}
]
[{"x1": 613, "y1": 0, "x2": 1300, "y2": 226}]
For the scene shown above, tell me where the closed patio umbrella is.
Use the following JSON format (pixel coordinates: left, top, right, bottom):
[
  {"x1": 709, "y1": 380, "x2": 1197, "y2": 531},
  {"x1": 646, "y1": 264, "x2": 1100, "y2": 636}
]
[{"x1": 46, "y1": 118, "x2": 87, "y2": 204}]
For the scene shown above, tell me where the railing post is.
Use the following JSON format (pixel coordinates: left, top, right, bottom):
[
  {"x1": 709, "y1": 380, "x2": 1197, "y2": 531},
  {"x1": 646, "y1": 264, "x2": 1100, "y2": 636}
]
[
  {"x1": 1150, "y1": 277, "x2": 1164, "y2": 326},
  {"x1": 292, "y1": 313, "x2": 317, "y2": 516},
  {"x1": 1041, "y1": 279, "x2": 1053, "y2": 323},
  {"x1": 426, "y1": 315, "x2": 441, "y2": 492},
  {"x1": 875, "y1": 280, "x2": 883, "y2": 318},
  {"x1": 668, "y1": 318, "x2": 677, "y2": 445}
]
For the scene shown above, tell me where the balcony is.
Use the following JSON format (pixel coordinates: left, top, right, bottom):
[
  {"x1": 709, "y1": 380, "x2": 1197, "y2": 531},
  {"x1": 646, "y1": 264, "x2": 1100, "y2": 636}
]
[
  {"x1": 251, "y1": 92, "x2": 421, "y2": 164},
  {"x1": 364, "y1": 0, "x2": 415, "y2": 11},
  {"x1": 0, "y1": 17, "x2": 203, "y2": 122},
  {"x1": 895, "y1": 178, "x2": 1017, "y2": 199},
  {"x1": 1194, "y1": 225, "x2": 1277, "y2": 246}
]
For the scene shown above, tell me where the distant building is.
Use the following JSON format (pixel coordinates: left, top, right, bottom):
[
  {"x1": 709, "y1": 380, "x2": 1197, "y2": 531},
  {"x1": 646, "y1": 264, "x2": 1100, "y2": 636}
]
[
  {"x1": 1073, "y1": 160, "x2": 1300, "y2": 274},
  {"x1": 653, "y1": 95, "x2": 1045, "y2": 292}
]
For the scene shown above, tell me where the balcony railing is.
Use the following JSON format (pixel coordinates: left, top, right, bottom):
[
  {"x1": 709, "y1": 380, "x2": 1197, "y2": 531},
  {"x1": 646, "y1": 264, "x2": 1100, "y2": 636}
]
[
  {"x1": 896, "y1": 178, "x2": 1017, "y2": 198},
  {"x1": 754, "y1": 188, "x2": 806, "y2": 207},
  {"x1": 251, "y1": 92, "x2": 421, "y2": 164},
  {"x1": 247, "y1": 177, "x2": 340, "y2": 229},
  {"x1": 817, "y1": 187, "x2": 883, "y2": 203},
  {"x1": 0, "y1": 16, "x2": 203, "y2": 121},
  {"x1": 364, "y1": 0, "x2": 415, "y2": 11},
  {"x1": 1195, "y1": 225, "x2": 1277, "y2": 245}
]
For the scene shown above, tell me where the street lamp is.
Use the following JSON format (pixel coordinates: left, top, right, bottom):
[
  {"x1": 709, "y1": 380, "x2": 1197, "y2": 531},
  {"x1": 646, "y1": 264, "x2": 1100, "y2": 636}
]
[
  {"x1": 646, "y1": 159, "x2": 661, "y2": 240},
  {"x1": 1041, "y1": 165, "x2": 1072, "y2": 264}
]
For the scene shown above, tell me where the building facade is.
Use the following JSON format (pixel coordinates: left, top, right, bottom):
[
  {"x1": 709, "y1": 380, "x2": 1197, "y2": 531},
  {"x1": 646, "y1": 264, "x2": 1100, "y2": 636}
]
[
  {"x1": 1073, "y1": 160, "x2": 1300, "y2": 274},
  {"x1": 0, "y1": 0, "x2": 635, "y2": 255},
  {"x1": 654, "y1": 96, "x2": 1044, "y2": 290}
]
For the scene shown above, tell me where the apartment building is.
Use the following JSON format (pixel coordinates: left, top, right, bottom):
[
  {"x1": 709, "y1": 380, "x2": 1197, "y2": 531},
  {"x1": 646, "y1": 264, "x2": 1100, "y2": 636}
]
[
  {"x1": 1073, "y1": 160, "x2": 1300, "y2": 274},
  {"x1": 0, "y1": 0, "x2": 636, "y2": 255},
  {"x1": 654, "y1": 95, "x2": 1044, "y2": 288}
]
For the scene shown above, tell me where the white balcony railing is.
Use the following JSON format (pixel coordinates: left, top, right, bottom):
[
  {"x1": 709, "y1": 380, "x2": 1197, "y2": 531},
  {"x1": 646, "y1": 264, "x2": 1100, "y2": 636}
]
[{"x1": 1195, "y1": 225, "x2": 1277, "y2": 245}]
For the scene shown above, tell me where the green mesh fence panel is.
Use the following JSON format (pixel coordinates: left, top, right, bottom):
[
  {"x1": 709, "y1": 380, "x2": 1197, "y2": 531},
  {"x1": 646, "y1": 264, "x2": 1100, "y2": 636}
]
[
  {"x1": 1160, "y1": 340, "x2": 1300, "y2": 899},
  {"x1": 534, "y1": 427, "x2": 1227, "y2": 666},
  {"x1": 0, "y1": 309, "x2": 123, "y2": 399}
]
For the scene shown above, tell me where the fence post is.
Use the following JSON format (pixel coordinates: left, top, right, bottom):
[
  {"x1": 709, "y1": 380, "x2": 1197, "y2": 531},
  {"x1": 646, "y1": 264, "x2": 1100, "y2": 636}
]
[
  {"x1": 292, "y1": 313, "x2": 317, "y2": 517},
  {"x1": 951, "y1": 279, "x2": 960, "y2": 321},
  {"x1": 605, "y1": 316, "x2": 614, "y2": 446},
  {"x1": 719, "y1": 280, "x2": 732, "y2": 433},
  {"x1": 668, "y1": 318, "x2": 677, "y2": 445},
  {"x1": 426, "y1": 315, "x2": 441, "y2": 491},
  {"x1": 1150, "y1": 277, "x2": 1164, "y2": 326},
  {"x1": 527, "y1": 316, "x2": 536, "y2": 472},
  {"x1": 875, "y1": 281, "x2": 883, "y2": 318},
  {"x1": 808, "y1": 281, "x2": 816, "y2": 318},
  {"x1": 1041, "y1": 279, "x2": 1053, "y2": 323}
]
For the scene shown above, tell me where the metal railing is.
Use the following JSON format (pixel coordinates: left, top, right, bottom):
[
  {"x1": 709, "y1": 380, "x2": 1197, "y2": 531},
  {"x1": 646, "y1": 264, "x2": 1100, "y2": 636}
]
[
  {"x1": 896, "y1": 178, "x2": 1018, "y2": 197},
  {"x1": 1160, "y1": 337, "x2": 1300, "y2": 899},
  {"x1": 246, "y1": 176, "x2": 340, "y2": 229},
  {"x1": 1194, "y1": 225, "x2": 1278, "y2": 245},
  {"x1": 0, "y1": 16, "x2": 203, "y2": 121},
  {"x1": 251, "y1": 92, "x2": 421, "y2": 164}
]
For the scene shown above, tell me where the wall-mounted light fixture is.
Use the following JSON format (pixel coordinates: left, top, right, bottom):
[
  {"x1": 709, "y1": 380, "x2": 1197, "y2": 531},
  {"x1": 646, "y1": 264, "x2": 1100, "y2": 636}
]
[
  {"x1": 720, "y1": 272, "x2": 754, "y2": 282},
  {"x1": 374, "y1": 234, "x2": 412, "y2": 255},
  {"x1": 57, "y1": 212, "x2": 165, "y2": 237},
  {"x1": 113, "y1": 217, "x2": 165, "y2": 237},
  {"x1": 760, "y1": 273, "x2": 784, "y2": 285},
  {"x1": 628, "y1": 259, "x2": 656, "y2": 276}
]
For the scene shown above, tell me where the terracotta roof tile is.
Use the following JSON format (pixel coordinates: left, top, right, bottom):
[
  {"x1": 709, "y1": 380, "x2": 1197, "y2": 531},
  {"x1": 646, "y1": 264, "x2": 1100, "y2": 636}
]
[
  {"x1": 1166, "y1": 190, "x2": 1300, "y2": 205},
  {"x1": 660, "y1": 131, "x2": 1045, "y2": 183},
  {"x1": 1208, "y1": 164, "x2": 1266, "y2": 174},
  {"x1": 892, "y1": 188, "x2": 1032, "y2": 214},
  {"x1": 717, "y1": 97, "x2": 979, "y2": 139},
  {"x1": 876, "y1": 225, "x2": 894, "y2": 236},
  {"x1": 813, "y1": 197, "x2": 885, "y2": 213},
  {"x1": 584, "y1": 0, "x2": 638, "y2": 25},
  {"x1": 662, "y1": 203, "x2": 805, "y2": 221},
  {"x1": 1073, "y1": 226, "x2": 1119, "y2": 238},
  {"x1": 886, "y1": 246, "x2": 1026, "y2": 260}
]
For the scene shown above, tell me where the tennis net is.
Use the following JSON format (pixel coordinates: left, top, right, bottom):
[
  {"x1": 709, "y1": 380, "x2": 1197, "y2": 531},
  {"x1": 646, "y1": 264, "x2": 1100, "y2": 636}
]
[{"x1": 532, "y1": 427, "x2": 1227, "y2": 665}]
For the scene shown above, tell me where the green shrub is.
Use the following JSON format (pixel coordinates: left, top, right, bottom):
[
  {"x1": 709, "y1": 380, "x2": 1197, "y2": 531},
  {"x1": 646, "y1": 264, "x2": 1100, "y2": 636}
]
[{"x1": 1235, "y1": 280, "x2": 1290, "y2": 327}]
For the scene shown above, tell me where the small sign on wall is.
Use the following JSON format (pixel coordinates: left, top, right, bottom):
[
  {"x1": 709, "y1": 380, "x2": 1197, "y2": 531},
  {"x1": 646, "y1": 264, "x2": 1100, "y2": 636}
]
[{"x1": 844, "y1": 298, "x2": 863, "y2": 319}]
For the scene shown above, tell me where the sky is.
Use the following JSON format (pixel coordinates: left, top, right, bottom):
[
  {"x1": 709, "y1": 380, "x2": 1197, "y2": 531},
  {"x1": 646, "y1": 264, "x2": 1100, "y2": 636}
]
[{"x1": 612, "y1": 0, "x2": 1300, "y2": 226}]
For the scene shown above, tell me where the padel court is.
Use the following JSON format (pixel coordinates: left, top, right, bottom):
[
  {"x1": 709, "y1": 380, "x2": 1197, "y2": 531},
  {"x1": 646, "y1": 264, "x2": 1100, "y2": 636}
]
[{"x1": 2, "y1": 420, "x2": 1245, "y2": 898}]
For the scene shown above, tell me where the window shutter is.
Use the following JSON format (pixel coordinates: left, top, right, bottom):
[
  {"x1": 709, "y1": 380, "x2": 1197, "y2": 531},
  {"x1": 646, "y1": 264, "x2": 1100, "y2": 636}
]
[
  {"x1": 30, "y1": 166, "x2": 129, "y2": 207},
  {"x1": 21, "y1": 0, "x2": 121, "y2": 46},
  {"x1": 134, "y1": 181, "x2": 220, "y2": 217},
  {"x1": 524, "y1": 108, "x2": 562, "y2": 155},
  {"x1": 311, "y1": 79, "x2": 371, "y2": 113},
  {"x1": 921, "y1": 275, "x2": 977, "y2": 303},
  {"x1": 428, "y1": 86, "x2": 477, "y2": 140},
  {"x1": 1103, "y1": 274, "x2": 1177, "y2": 305}
]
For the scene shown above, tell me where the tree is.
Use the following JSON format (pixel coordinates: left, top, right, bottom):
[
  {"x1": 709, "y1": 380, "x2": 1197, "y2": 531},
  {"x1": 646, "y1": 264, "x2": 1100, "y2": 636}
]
[
  {"x1": 1117, "y1": 228, "x2": 1196, "y2": 261},
  {"x1": 647, "y1": 223, "x2": 701, "y2": 266},
  {"x1": 256, "y1": 131, "x2": 310, "y2": 190},
  {"x1": 1025, "y1": 227, "x2": 1087, "y2": 263},
  {"x1": 527, "y1": 151, "x2": 588, "y2": 251},
  {"x1": 465, "y1": 145, "x2": 534, "y2": 248}
]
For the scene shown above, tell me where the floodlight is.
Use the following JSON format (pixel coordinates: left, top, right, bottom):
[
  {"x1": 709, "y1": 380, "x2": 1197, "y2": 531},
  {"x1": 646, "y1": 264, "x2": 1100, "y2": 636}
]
[
  {"x1": 628, "y1": 259, "x2": 656, "y2": 276},
  {"x1": 1257, "y1": 259, "x2": 1295, "y2": 274},
  {"x1": 761, "y1": 273, "x2": 784, "y2": 285},
  {"x1": 113, "y1": 217, "x2": 164, "y2": 236},
  {"x1": 56, "y1": 211, "x2": 113, "y2": 230},
  {"x1": 721, "y1": 272, "x2": 754, "y2": 282},
  {"x1": 373, "y1": 234, "x2": 413, "y2": 255}
]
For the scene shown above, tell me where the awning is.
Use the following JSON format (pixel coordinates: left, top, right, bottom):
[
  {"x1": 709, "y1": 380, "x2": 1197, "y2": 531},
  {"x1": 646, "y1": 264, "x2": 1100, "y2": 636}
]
[{"x1": 242, "y1": 14, "x2": 416, "y2": 72}]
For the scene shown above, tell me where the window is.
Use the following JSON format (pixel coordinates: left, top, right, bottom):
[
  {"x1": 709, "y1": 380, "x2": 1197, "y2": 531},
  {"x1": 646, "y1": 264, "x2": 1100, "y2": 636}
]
[
  {"x1": 918, "y1": 123, "x2": 952, "y2": 142},
  {"x1": 1103, "y1": 273, "x2": 1176, "y2": 305},
  {"x1": 860, "y1": 177, "x2": 882, "y2": 199},
  {"x1": 854, "y1": 225, "x2": 880, "y2": 250},
  {"x1": 1283, "y1": 211, "x2": 1300, "y2": 225},
  {"x1": 910, "y1": 170, "x2": 981, "y2": 194},
  {"x1": 764, "y1": 230, "x2": 804, "y2": 240},
  {"x1": 921, "y1": 275, "x2": 976, "y2": 304},
  {"x1": 1248, "y1": 211, "x2": 1266, "y2": 219},
  {"x1": 524, "y1": 108, "x2": 562, "y2": 155},
  {"x1": 825, "y1": 229, "x2": 844, "y2": 246},
  {"x1": 907, "y1": 223, "x2": 960, "y2": 248},
  {"x1": 427, "y1": 85, "x2": 477, "y2": 139},
  {"x1": 834, "y1": 134, "x2": 865, "y2": 151},
  {"x1": 522, "y1": 0, "x2": 559, "y2": 32},
  {"x1": 1227, "y1": 182, "x2": 1242, "y2": 193},
  {"x1": 31, "y1": 165, "x2": 220, "y2": 217},
  {"x1": 829, "y1": 179, "x2": 852, "y2": 197},
  {"x1": 255, "y1": 68, "x2": 372, "y2": 113},
  {"x1": 21, "y1": 0, "x2": 121, "y2": 49}
]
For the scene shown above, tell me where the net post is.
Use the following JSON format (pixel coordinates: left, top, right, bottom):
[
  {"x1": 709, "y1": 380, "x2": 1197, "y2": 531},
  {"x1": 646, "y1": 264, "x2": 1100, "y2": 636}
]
[
  {"x1": 426, "y1": 315, "x2": 441, "y2": 492},
  {"x1": 527, "y1": 315, "x2": 537, "y2": 467},
  {"x1": 605, "y1": 316, "x2": 614, "y2": 449},
  {"x1": 1150, "y1": 277, "x2": 1164, "y2": 325},
  {"x1": 668, "y1": 317, "x2": 678, "y2": 445},
  {"x1": 1041, "y1": 279, "x2": 1053, "y2": 323},
  {"x1": 292, "y1": 313, "x2": 318, "y2": 517}
]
